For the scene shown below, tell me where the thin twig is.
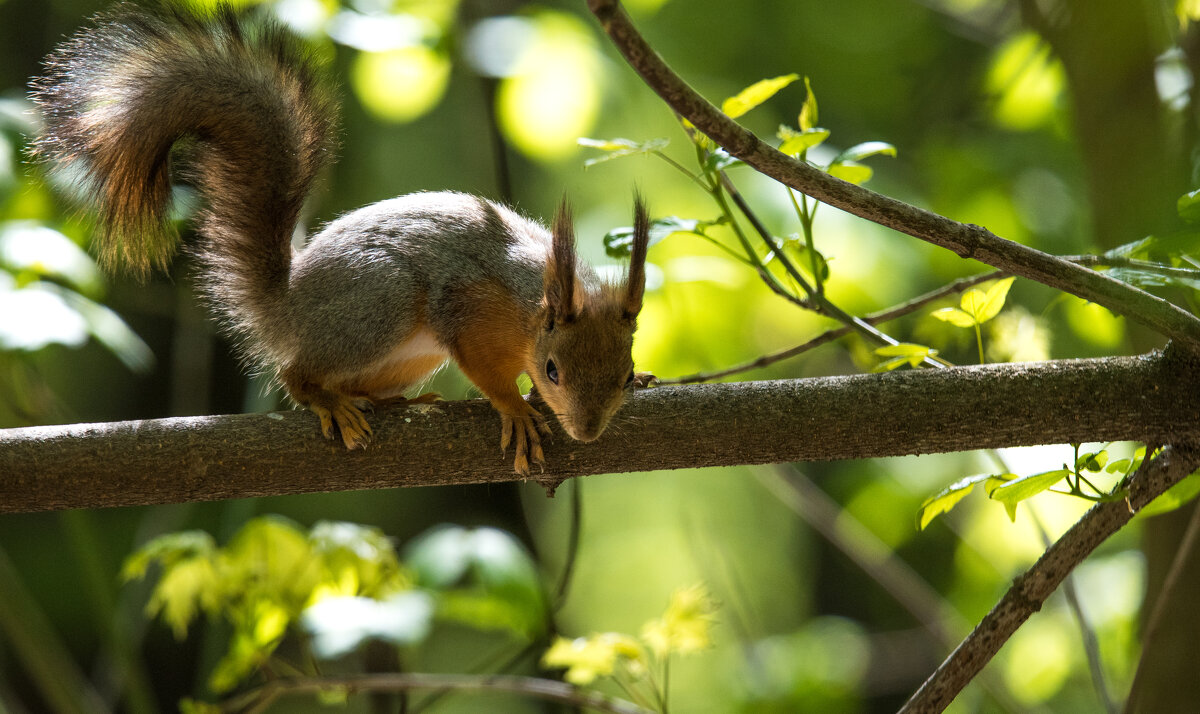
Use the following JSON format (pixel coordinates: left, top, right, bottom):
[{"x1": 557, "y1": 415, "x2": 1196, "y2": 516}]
[
  {"x1": 585, "y1": 0, "x2": 1200, "y2": 350},
  {"x1": 219, "y1": 673, "x2": 650, "y2": 714},
  {"x1": 898, "y1": 442, "x2": 1200, "y2": 713},
  {"x1": 659, "y1": 270, "x2": 1003, "y2": 384}
]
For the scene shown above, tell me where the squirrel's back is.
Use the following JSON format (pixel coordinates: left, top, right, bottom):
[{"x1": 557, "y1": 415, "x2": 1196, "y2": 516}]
[{"x1": 31, "y1": 5, "x2": 336, "y2": 363}]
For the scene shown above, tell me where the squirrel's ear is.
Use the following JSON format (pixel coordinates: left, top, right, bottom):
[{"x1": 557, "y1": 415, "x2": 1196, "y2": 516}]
[
  {"x1": 623, "y1": 194, "x2": 649, "y2": 320},
  {"x1": 545, "y1": 197, "x2": 577, "y2": 321}
]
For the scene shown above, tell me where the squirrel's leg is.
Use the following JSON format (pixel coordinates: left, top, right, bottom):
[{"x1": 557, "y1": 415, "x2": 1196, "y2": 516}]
[
  {"x1": 281, "y1": 369, "x2": 372, "y2": 450},
  {"x1": 452, "y1": 345, "x2": 549, "y2": 476}
]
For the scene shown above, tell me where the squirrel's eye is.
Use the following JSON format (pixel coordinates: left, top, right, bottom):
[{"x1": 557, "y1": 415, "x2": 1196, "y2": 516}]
[
  {"x1": 545, "y1": 317, "x2": 555, "y2": 333},
  {"x1": 546, "y1": 359, "x2": 559, "y2": 385},
  {"x1": 624, "y1": 370, "x2": 635, "y2": 388}
]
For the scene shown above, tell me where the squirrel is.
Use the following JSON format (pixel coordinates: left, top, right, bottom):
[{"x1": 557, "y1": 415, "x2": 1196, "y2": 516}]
[{"x1": 30, "y1": 4, "x2": 651, "y2": 476}]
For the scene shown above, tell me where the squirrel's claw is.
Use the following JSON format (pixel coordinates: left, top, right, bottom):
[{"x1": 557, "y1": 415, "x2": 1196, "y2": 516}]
[
  {"x1": 501, "y1": 411, "x2": 547, "y2": 476},
  {"x1": 309, "y1": 393, "x2": 372, "y2": 449}
]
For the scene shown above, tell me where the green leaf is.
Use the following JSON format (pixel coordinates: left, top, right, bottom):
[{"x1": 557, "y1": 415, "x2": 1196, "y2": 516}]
[
  {"x1": 1105, "y1": 458, "x2": 1133, "y2": 474},
  {"x1": 931, "y1": 307, "x2": 978, "y2": 328},
  {"x1": 577, "y1": 137, "x2": 670, "y2": 167},
  {"x1": 798, "y1": 76, "x2": 818, "y2": 131},
  {"x1": 916, "y1": 473, "x2": 994, "y2": 530},
  {"x1": 122, "y1": 531, "x2": 216, "y2": 582},
  {"x1": 833, "y1": 141, "x2": 898, "y2": 163},
  {"x1": 966, "y1": 276, "x2": 1015, "y2": 324},
  {"x1": 703, "y1": 149, "x2": 742, "y2": 173},
  {"x1": 873, "y1": 342, "x2": 937, "y2": 371},
  {"x1": 827, "y1": 161, "x2": 873, "y2": 184},
  {"x1": 722, "y1": 73, "x2": 800, "y2": 119},
  {"x1": 1138, "y1": 468, "x2": 1200, "y2": 518},
  {"x1": 1104, "y1": 230, "x2": 1200, "y2": 262},
  {"x1": 146, "y1": 557, "x2": 221, "y2": 640},
  {"x1": 988, "y1": 469, "x2": 1070, "y2": 521},
  {"x1": 1107, "y1": 266, "x2": 1200, "y2": 292},
  {"x1": 778, "y1": 126, "x2": 830, "y2": 156},
  {"x1": 604, "y1": 216, "x2": 723, "y2": 258},
  {"x1": 1178, "y1": 189, "x2": 1200, "y2": 224},
  {"x1": 1076, "y1": 450, "x2": 1108, "y2": 473}
]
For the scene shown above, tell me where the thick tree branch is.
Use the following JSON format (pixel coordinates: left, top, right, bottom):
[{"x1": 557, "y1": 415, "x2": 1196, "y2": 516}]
[
  {"x1": 898, "y1": 442, "x2": 1200, "y2": 714},
  {"x1": 2, "y1": 348, "x2": 1199, "y2": 513},
  {"x1": 585, "y1": 0, "x2": 1200, "y2": 350}
]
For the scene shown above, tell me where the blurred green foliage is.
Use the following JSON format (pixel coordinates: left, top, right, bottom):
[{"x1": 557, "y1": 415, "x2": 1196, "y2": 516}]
[{"x1": 2, "y1": 0, "x2": 1200, "y2": 712}]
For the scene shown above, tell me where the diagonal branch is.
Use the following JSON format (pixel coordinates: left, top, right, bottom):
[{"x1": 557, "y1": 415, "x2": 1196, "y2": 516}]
[
  {"x1": 660, "y1": 270, "x2": 1003, "y2": 385},
  {"x1": 898, "y1": 442, "x2": 1200, "y2": 714},
  {"x1": 585, "y1": 0, "x2": 1200, "y2": 350},
  {"x1": 3, "y1": 347, "x2": 1199, "y2": 513}
]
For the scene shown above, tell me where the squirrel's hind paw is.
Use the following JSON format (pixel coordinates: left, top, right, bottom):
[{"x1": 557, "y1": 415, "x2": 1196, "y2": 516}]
[
  {"x1": 501, "y1": 411, "x2": 547, "y2": 476},
  {"x1": 309, "y1": 394, "x2": 373, "y2": 449}
]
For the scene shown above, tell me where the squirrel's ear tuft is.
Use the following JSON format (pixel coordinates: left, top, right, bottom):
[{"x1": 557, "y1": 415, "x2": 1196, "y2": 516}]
[
  {"x1": 545, "y1": 197, "x2": 577, "y2": 320},
  {"x1": 623, "y1": 194, "x2": 649, "y2": 320}
]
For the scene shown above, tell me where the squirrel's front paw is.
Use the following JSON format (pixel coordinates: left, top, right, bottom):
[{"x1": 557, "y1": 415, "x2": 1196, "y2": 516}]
[
  {"x1": 500, "y1": 410, "x2": 551, "y2": 476},
  {"x1": 632, "y1": 371, "x2": 657, "y2": 389},
  {"x1": 309, "y1": 394, "x2": 372, "y2": 449}
]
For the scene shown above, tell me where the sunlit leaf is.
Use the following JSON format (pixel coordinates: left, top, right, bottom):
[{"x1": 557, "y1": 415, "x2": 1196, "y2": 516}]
[
  {"x1": 916, "y1": 473, "x2": 998, "y2": 530},
  {"x1": 798, "y1": 76, "x2": 818, "y2": 131},
  {"x1": 640, "y1": 583, "x2": 717, "y2": 657},
  {"x1": 969, "y1": 276, "x2": 1015, "y2": 324},
  {"x1": 833, "y1": 141, "x2": 897, "y2": 164},
  {"x1": 146, "y1": 557, "x2": 221, "y2": 640},
  {"x1": 872, "y1": 343, "x2": 937, "y2": 372},
  {"x1": 988, "y1": 469, "x2": 1070, "y2": 521},
  {"x1": 122, "y1": 531, "x2": 216, "y2": 582},
  {"x1": 1076, "y1": 450, "x2": 1108, "y2": 473},
  {"x1": 1139, "y1": 468, "x2": 1200, "y2": 518},
  {"x1": 721, "y1": 73, "x2": 800, "y2": 119},
  {"x1": 1106, "y1": 458, "x2": 1133, "y2": 474},
  {"x1": 542, "y1": 633, "x2": 646, "y2": 685},
  {"x1": 578, "y1": 136, "x2": 670, "y2": 167},
  {"x1": 931, "y1": 306, "x2": 978, "y2": 328},
  {"x1": 827, "y1": 161, "x2": 873, "y2": 184},
  {"x1": 778, "y1": 126, "x2": 830, "y2": 156}
]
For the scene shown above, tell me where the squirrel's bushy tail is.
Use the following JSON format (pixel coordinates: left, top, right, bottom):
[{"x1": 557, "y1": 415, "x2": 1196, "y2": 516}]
[{"x1": 31, "y1": 5, "x2": 335, "y2": 349}]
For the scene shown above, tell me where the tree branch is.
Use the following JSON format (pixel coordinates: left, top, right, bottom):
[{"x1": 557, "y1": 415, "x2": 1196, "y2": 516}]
[
  {"x1": 898, "y1": 442, "x2": 1200, "y2": 714},
  {"x1": 3, "y1": 348, "x2": 1199, "y2": 513},
  {"x1": 660, "y1": 270, "x2": 1003, "y2": 385},
  {"x1": 585, "y1": 0, "x2": 1200, "y2": 350},
  {"x1": 218, "y1": 672, "x2": 650, "y2": 714}
]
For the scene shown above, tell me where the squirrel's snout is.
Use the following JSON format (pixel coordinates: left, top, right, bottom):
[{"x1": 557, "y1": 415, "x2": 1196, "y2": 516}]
[{"x1": 563, "y1": 416, "x2": 607, "y2": 443}]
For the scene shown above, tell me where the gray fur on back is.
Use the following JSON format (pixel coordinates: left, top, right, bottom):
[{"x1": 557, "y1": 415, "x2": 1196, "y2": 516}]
[{"x1": 279, "y1": 191, "x2": 582, "y2": 375}]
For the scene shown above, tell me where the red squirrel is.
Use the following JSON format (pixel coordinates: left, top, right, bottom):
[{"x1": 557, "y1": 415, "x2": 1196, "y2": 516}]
[{"x1": 31, "y1": 5, "x2": 651, "y2": 475}]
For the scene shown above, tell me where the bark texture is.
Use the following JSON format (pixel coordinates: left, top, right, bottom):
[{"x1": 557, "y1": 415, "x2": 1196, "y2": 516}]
[{"x1": 2, "y1": 348, "x2": 1198, "y2": 513}]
